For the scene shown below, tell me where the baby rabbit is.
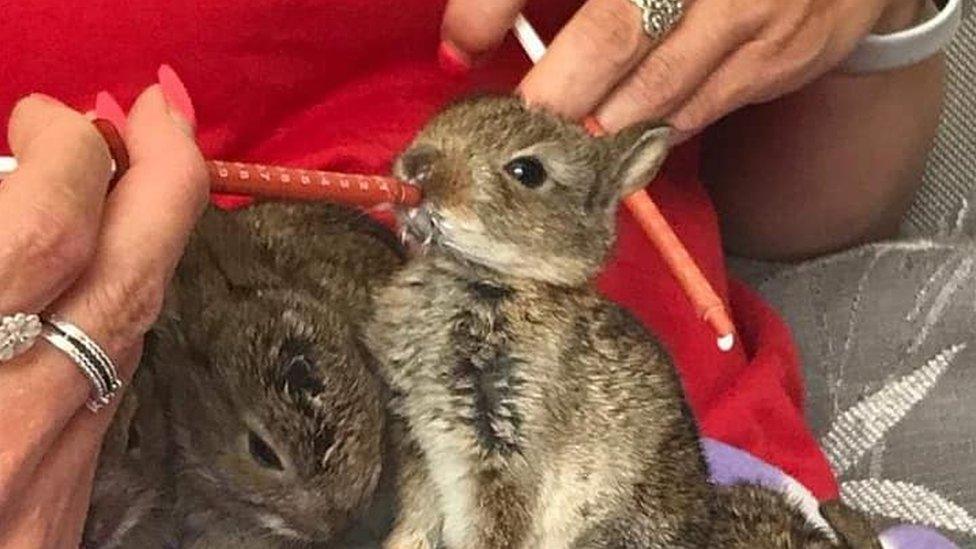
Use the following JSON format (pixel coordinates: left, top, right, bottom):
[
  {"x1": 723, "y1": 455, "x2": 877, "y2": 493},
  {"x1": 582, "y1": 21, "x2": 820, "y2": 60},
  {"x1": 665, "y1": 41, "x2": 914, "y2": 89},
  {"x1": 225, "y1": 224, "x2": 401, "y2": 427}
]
[
  {"x1": 366, "y1": 95, "x2": 878, "y2": 548},
  {"x1": 229, "y1": 201, "x2": 405, "y2": 325},
  {"x1": 83, "y1": 345, "x2": 176, "y2": 549},
  {"x1": 156, "y1": 206, "x2": 390, "y2": 547}
]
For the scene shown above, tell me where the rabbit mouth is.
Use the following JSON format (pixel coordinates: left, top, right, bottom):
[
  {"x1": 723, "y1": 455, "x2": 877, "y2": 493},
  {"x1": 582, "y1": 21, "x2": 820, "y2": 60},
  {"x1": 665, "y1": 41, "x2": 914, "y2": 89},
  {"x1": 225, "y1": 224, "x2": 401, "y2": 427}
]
[{"x1": 399, "y1": 204, "x2": 445, "y2": 250}]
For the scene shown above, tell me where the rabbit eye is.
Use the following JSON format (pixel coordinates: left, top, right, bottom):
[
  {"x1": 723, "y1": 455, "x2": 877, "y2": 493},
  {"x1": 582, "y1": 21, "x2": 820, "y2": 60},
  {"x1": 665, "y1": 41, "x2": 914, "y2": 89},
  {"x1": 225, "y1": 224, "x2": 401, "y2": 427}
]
[
  {"x1": 248, "y1": 431, "x2": 284, "y2": 471},
  {"x1": 503, "y1": 156, "x2": 547, "y2": 189}
]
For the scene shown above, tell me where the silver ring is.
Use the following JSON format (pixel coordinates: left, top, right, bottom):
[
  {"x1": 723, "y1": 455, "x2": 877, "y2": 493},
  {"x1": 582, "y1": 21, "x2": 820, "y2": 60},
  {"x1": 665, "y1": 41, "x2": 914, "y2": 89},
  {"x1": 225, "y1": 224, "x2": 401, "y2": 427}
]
[
  {"x1": 40, "y1": 317, "x2": 122, "y2": 413},
  {"x1": 630, "y1": 0, "x2": 685, "y2": 41},
  {"x1": 0, "y1": 313, "x2": 42, "y2": 362}
]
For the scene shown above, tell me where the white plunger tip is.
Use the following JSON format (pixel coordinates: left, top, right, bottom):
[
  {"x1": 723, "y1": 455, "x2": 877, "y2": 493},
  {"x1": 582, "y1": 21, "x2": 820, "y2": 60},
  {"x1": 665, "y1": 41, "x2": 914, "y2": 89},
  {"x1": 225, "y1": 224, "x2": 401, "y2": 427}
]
[
  {"x1": 0, "y1": 156, "x2": 116, "y2": 179},
  {"x1": 0, "y1": 156, "x2": 17, "y2": 177},
  {"x1": 717, "y1": 334, "x2": 735, "y2": 352}
]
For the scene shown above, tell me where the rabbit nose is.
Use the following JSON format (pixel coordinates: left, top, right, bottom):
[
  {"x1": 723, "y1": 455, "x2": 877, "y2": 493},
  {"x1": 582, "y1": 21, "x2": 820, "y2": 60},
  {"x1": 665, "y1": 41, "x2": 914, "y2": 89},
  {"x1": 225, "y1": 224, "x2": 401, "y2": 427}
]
[{"x1": 397, "y1": 145, "x2": 442, "y2": 185}]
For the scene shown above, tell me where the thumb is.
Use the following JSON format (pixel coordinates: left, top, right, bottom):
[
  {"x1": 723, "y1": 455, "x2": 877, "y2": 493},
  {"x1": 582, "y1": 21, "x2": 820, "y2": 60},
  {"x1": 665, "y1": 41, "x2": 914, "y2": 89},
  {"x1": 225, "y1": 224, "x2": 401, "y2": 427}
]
[
  {"x1": 441, "y1": 0, "x2": 528, "y2": 64},
  {"x1": 103, "y1": 81, "x2": 207, "y2": 275}
]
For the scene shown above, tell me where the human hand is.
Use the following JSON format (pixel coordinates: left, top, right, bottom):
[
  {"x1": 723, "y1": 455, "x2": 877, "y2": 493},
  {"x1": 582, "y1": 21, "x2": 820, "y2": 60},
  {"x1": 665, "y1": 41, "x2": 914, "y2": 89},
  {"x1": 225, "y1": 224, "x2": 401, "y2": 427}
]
[
  {"x1": 0, "y1": 71, "x2": 207, "y2": 547},
  {"x1": 441, "y1": 0, "x2": 927, "y2": 134}
]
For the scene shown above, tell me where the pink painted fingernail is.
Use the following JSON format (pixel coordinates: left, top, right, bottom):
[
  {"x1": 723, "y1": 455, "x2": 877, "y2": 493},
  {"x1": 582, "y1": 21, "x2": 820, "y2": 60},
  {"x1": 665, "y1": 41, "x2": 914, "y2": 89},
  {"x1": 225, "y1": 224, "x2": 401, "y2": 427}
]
[
  {"x1": 437, "y1": 40, "x2": 472, "y2": 76},
  {"x1": 95, "y1": 91, "x2": 127, "y2": 133},
  {"x1": 157, "y1": 63, "x2": 196, "y2": 128}
]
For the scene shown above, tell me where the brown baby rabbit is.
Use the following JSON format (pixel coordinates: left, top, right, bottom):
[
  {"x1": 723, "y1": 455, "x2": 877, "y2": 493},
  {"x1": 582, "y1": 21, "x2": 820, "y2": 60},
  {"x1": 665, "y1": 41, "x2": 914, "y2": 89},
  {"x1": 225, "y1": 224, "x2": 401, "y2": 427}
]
[
  {"x1": 157, "y1": 206, "x2": 391, "y2": 547},
  {"x1": 229, "y1": 201, "x2": 405, "y2": 325},
  {"x1": 83, "y1": 344, "x2": 176, "y2": 549},
  {"x1": 366, "y1": 95, "x2": 878, "y2": 548}
]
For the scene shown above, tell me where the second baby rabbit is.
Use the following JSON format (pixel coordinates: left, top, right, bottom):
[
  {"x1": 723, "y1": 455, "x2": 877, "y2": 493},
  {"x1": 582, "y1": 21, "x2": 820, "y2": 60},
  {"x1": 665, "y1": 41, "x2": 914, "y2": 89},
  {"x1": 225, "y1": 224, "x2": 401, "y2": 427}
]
[
  {"x1": 86, "y1": 195, "x2": 403, "y2": 548},
  {"x1": 157, "y1": 206, "x2": 391, "y2": 547},
  {"x1": 85, "y1": 199, "x2": 403, "y2": 548},
  {"x1": 366, "y1": 96, "x2": 877, "y2": 549}
]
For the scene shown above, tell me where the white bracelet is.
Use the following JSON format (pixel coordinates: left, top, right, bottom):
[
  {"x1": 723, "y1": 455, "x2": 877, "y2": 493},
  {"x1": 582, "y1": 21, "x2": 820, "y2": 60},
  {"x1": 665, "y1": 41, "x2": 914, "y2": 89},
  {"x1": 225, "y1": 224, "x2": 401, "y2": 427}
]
[{"x1": 840, "y1": 0, "x2": 964, "y2": 74}]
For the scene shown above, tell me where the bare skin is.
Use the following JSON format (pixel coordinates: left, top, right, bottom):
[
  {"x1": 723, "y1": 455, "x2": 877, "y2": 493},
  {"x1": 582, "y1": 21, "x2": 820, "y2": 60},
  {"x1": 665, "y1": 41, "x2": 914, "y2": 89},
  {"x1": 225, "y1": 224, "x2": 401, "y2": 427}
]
[{"x1": 0, "y1": 85, "x2": 208, "y2": 547}]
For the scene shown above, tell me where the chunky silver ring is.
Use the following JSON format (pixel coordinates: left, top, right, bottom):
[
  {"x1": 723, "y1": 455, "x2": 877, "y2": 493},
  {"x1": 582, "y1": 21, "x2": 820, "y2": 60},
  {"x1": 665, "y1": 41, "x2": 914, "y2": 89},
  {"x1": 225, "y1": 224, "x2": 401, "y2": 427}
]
[
  {"x1": 629, "y1": 0, "x2": 685, "y2": 42},
  {"x1": 0, "y1": 313, "x2": 42, "y2": 362},
  {"x1": 40, "y1": 317, "x2": 122, "y2": 413}
]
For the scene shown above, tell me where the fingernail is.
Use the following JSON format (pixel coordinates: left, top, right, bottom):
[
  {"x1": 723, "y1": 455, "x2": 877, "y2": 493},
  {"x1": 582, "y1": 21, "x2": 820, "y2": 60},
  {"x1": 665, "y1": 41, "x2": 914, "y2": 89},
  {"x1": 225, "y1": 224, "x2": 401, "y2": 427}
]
[
  {"x1": 157, "y1": 63, "x2": 197, "y2": 129},
  {"x1": 437, "y1": 40, "x2": 472, "y2": 77},
  {"x1": 95, "y1": 91, "x2": 127, "y2": 133}
]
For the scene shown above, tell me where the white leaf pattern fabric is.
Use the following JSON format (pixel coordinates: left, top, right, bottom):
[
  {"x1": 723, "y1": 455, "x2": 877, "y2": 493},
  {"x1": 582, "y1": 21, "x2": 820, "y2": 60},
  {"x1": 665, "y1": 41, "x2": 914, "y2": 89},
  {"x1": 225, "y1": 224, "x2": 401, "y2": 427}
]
[
  {"x1": 823, "y1": 344, "x2": 965, "y2": 475},
  {"x1": 732, "y1": 239, "x2": 976, "y2": 547},
  {"x1": 842, "y1": 479, "x2": 976, "y2": 535}
]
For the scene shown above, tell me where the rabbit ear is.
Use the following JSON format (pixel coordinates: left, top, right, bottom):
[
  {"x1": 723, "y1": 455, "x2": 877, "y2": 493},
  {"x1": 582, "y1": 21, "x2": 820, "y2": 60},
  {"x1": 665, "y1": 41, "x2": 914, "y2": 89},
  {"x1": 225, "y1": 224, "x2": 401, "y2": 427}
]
[
  {"x1": 600, "y1": 123, "x2": 671, "y2": 206},
  {"x1": 179, "y1": 208, "x2": 281, "y2": 293},
  {"x1": 198, "y1": 208, "x2": 282, "y2": 288},
  {"x1": 277, "y1": 336, "x2": 327, "y2": 397},
  {"x1": 173, "y1": 207, "x2": 282, "y2": 330}
]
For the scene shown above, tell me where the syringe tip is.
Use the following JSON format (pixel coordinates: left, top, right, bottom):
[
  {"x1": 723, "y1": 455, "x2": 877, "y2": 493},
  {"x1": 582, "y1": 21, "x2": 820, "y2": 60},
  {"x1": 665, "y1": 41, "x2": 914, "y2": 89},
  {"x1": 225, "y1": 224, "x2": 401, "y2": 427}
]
[{"x1": 717, "y1": 333, "x2": 735, "y2": 352}]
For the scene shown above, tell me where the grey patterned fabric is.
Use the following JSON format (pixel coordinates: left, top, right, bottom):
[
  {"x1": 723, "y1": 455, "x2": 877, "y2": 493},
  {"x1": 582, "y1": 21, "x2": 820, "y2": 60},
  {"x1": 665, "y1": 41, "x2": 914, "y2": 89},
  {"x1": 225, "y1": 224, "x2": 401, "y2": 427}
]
[
  {"x1": 734, "y1": 241, "x2": 976, "y2": 546},
  {"x1": 905, "y1": 3, "x2": 976, "y2": 237}
]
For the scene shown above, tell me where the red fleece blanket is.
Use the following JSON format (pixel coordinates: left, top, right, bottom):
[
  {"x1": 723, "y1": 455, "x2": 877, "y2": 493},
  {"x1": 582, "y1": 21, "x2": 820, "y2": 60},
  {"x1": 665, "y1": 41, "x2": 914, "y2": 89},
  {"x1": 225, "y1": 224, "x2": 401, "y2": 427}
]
[{"x1": 1, "y1": 0, "x2": 838, "y2": 500}]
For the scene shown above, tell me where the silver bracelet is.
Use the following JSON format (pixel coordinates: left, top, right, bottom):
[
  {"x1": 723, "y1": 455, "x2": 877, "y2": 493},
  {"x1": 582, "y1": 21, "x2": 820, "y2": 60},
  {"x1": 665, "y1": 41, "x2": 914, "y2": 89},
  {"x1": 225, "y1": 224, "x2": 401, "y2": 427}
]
[{"x1": 841, "y1": 0, "x2": 964, "y2": 73}]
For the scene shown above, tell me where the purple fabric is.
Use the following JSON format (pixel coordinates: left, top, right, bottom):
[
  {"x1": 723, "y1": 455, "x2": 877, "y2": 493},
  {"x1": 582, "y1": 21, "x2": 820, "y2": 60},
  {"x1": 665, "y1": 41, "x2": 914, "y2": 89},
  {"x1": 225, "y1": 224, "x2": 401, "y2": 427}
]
[
  {"x1": 702, "y1": 437, "x2": 959, "y2": 548},
  {"x1": 702, "y1": 437, "x2": 790, "y2": 489},
  {"x1": 880, "y1": 525, "x2": 958, "y2": 549}
]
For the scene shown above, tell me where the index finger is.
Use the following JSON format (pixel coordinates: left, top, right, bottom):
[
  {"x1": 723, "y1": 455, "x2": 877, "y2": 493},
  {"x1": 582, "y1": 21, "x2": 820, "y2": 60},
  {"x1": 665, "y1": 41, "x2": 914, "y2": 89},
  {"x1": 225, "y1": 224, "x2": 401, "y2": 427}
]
[
  {"x1": 518, "y1": 0, "x2": 654, "y2": 120},
  {"x1": 0, "y1": 95, "x2": 113, "y2": 313}
]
